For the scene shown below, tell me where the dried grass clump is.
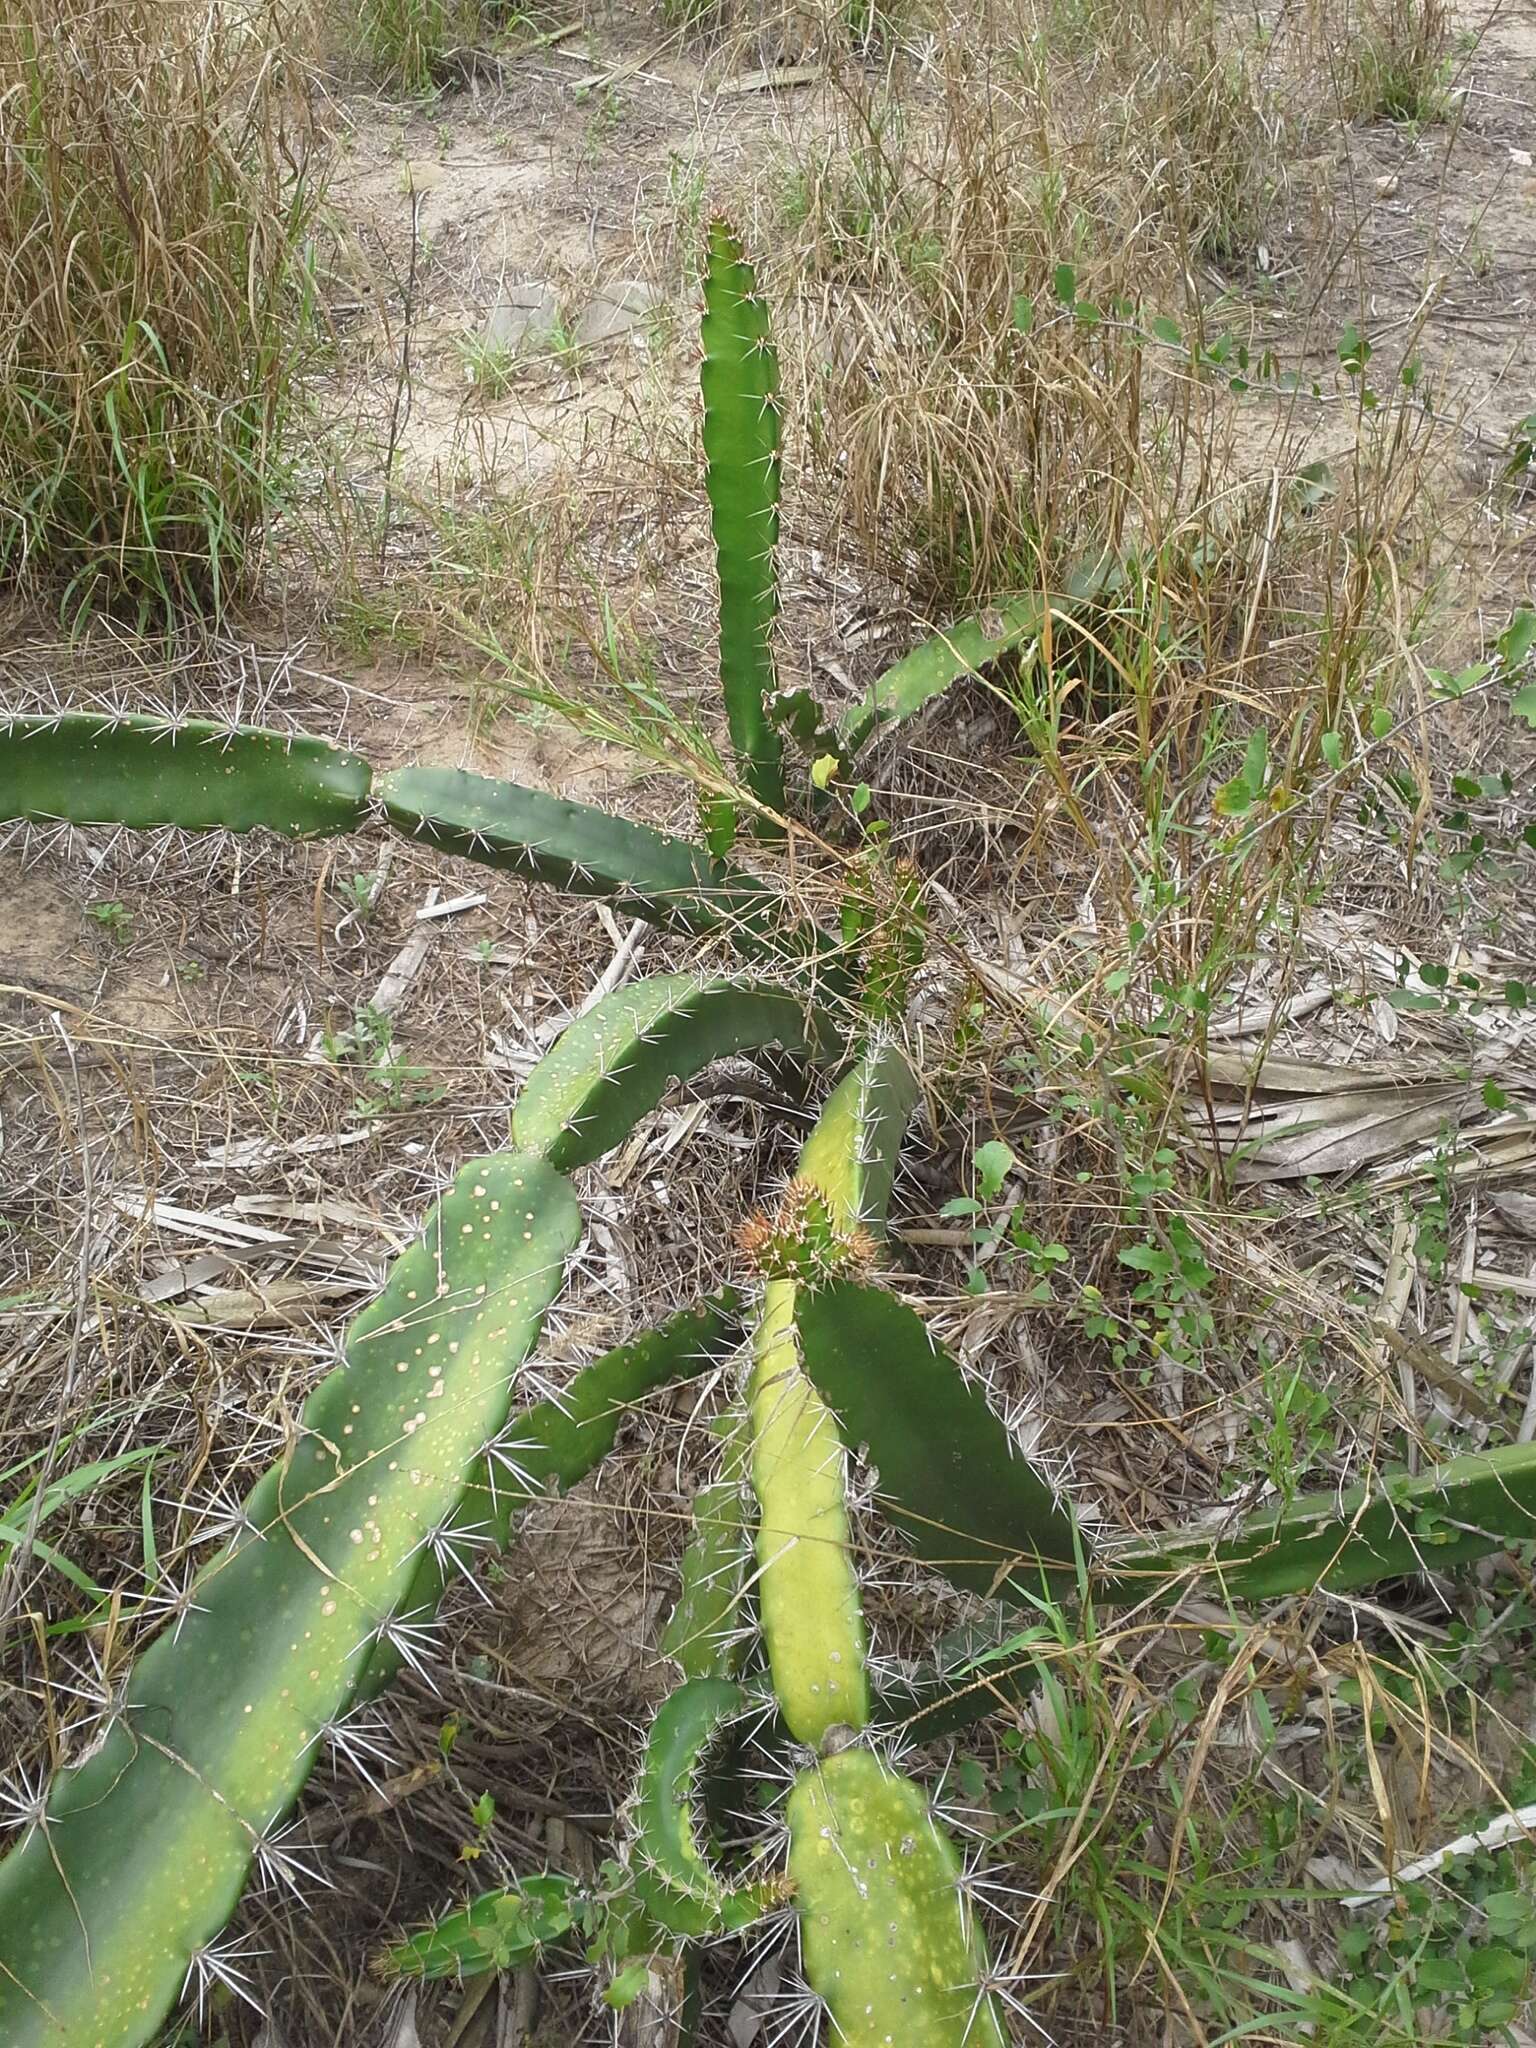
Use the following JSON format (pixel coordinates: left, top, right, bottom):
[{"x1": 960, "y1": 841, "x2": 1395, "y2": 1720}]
[
  {"x1": 0, "y1": 0, "x2": 324, "y2": 624},
  {"x1": 766, "y1": 1, "x2": 1292, "y2": 610}
]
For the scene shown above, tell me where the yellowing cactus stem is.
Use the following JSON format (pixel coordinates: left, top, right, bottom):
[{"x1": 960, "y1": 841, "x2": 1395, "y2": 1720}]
[{"x1": 787, "y1": 1749, "x2": 1006, "y2": 2048}]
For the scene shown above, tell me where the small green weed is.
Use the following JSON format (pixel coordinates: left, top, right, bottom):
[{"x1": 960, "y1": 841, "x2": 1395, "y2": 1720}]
[
  {"x1": 322, "y1": 1004, "x2": 439, "y2": 1116},
  {"x1": 86, "y1": 901, "x2": 132, "y2": 943}
]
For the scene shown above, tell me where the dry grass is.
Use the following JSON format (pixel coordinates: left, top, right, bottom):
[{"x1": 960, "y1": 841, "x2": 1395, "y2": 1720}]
[{"x1": 0, "y1": 0, "x2": 323, "y2": 625}]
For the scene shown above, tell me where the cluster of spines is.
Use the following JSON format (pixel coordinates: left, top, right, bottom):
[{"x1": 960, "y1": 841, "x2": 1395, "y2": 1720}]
[{"x1": 736, "y1": 1176, "x2": 879, "y2": 1284}]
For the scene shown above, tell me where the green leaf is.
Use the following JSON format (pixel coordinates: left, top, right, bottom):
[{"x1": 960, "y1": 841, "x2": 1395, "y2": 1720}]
[
  {"x1": 603, "y1": 1961, "x2": 654, "y2": 2010},
  {"x1": 1053, "y1": 262, "x2": 1076, "y2": 305},
  {"x1": 1320, "y1": 731, "x2": 1343, "y2": 771},
  {"x1": 1499, "y1": 608, "x2": 1536, "y2": 668},
  {"x1": 810, "y1": 752, "x2": 838, "y2": 790},
  {"x1": 973, "y1": 1139, "x2": 1016, "y2": 1201},
  {"x1": 1150, "y1": 314, "x2": 1183, "y2": 347},
  {"x1": 1010, "y1": 294, "x2": 1034, "y2": 335},
  {"x1": 1512, "y1": 681, "x2": 1536, "y2": 729}
]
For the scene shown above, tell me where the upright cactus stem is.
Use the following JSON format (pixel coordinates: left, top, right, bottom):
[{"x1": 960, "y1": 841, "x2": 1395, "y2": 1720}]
[
  {"x1": 749, "y1": 1275, "x2": 870, "y2": 1747},
  {"x1": 744, "y1": 1045, "x2": 919, "y2": 1751},
  {"x1": 788, "y1": 1750, "x2": 1007, "y2": 2048},
  {"x1": 701, "y1": 219, "x2": 785, "y2": 830}
]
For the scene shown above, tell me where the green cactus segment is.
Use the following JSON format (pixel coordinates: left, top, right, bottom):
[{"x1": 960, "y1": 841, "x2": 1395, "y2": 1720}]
[
  {"x1": 872, "y1": 1621, "x2": 1041, "y2": 1743},
  {"x1": 663, "y1": 1407, "x2": 752, "y2": 1682},
  {"x1": 0, "y1": 712, "x2": 372, "y2": 835},
  {"x1": 0, "y1": 1151, "x2": 580, "y2": 2048},
  {"x1": 369, "y1": 1294, "x2": 743, "y2": 1690},
  {"x1": 795, "y1": 1282, "x2": 1083, "y2": 1601},
  {"x1": 835, "y1": 600, "x2": 1047, "y2": 758},
  {"x1": 701, "y1": 219, "x2": 785, "y2": 821},
  {"x1": 795, "y1": 1041, "x2": 918, "y2": 1233},
  {"x1": 749, "y1": 1277, "x2": 868, "y2": 1747},
  {"x1": 1108, "y1": 1440, "x2": 1536, "y2": 1602},
  {"x1": 787, "y1": 1751, "x2": 1006, "y2": 2048},
  {"x1": 378, "y1": 765, "x2": 773, "y2": 935},
  {"x1": 630, "y1": 1678, "x2": 773, "y2": 1938},
  {"x1": 514, "y1": 976, "x2": 813, "y2": 1170},
  {"x1": 381, "y1": 1873, "x2": 579, "y2": 1981}
]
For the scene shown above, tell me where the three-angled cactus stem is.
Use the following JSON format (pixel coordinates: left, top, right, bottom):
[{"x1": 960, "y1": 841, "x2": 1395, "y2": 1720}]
[
  {"x1": 0, "y1": 1150, "x2": 581, "y2": 2048},
  {"x1": 378, "y1": 1873, "x2": 580, "y2": 1981},
  {"x1": 0, "y1": 711, "x2": 372, "y2": 835},
  {"x1": 701, "y1": 219, "x2": 785, "y2": 830},
  {"x1": 627, "y1": 1678, "x2": 784, "y2": 1939}
]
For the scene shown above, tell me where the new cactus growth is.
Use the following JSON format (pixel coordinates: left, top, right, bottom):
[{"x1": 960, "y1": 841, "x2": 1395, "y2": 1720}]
[
  {"x1": 663, "y1": 1407, "x2": 753, "y2": 1683},
  {"x1": 701, "y1": 218, "x2": 785, "y2": 824},
  {"x1": 745, "y1": 1047, "x2": 917, "y2": 1749},
  {"x1": 513, "y1": 975, "x2": 814, "y2": 1170},
  {"x1": 628, "y1": 1678, "x2": 777, "y2": 1937},
  {"x1": 796, "y1": 1280, "x2": 1083, "y2": 1601},
  {"x1": 381, "y1": 1873, "x2": 579, "y2": 1981},
  {"x1": 0, "y1": 711, "x2": 372, "y2": 835},
  {"x1": 0, "y1": 1150, "x2": 580, "y2": 2048},
  {"x1": 787, "y1": 1749, "x2": 1007, "y2": 2048}
]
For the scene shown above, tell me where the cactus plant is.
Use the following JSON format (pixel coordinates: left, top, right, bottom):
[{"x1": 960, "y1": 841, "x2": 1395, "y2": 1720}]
[
  {"x1": 662, "y1": 1407, "x2": 752, "y2": 1683},
  {"x1": 513, "y1": 974, "x2": 815, "y2": 1170},
  {"x1": 788, "y1": 1748, "x2": 1007, "y2": 2048},
  {"x1": 377, "y1": 763, "x2": 776, "y2": 938},
  {"x1": 381, "y1": 1872, "x2": 580, "y2": 1981},
  {"x1": 742, "y1": 1048, "x2": 918, "y2": 1749},
  {"x1": 701, "y1": 219, "x2": 785, "y2": 826},
  {"x1": 1108, "y1": 1437, "x2": 1536, "y2": 1601},
  {"x1": 368, "y1": 1293, "x2": 743, "y2": 1694},
  {"x1": 0, "y1": 710, "x2": 372, "y2": 835},
  {"x1": 796, "y1": 1279, "x2": 1083, "y2": 1601},
  {"x1": 0, "y1": 1149, "x2": 580, "y2": 2048},
  {"x1": 627, "y1": 1677, "x2": 777, "y2": 1937}
]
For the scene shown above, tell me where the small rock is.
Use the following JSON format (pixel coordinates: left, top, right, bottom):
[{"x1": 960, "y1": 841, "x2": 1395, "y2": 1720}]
[
  {"x1": 575, "y1": 279, "x2": 661, "y2": 348},
  {"x1": 482, "y1": 282, "x2": 560, "y2": 354}
]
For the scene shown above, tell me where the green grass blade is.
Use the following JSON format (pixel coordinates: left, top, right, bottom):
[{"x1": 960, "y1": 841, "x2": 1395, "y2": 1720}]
[
  {"x1": 701, "y1": 219, "x2": 785, "y2": 824},
  {"x1": 794, "y1": 1280, "x2": 1084, "y2": 1600},
  {"x1": 0, "y1": 1151, "x2": 580, "y2": 2048},
  {"x1": 0, "y1": 713, "x2": 371, "y2": 835},
  {"x1": 514, "y1": 975, "x2": 815, "y2": 1170},
  {"x1": 1105, "y1": 1440, "x2": 1536, "y2": 1601}
]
